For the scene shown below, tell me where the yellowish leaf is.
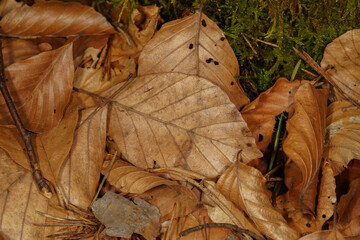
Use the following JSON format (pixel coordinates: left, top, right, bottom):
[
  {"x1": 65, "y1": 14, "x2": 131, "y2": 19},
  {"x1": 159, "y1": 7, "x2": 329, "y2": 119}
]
[
  {"x1": 217, "y1": 161, "x2": 299, "y2": 240},
  {"x1": 108, "y1": 73, "x2": 262, "y2": 178},
  {"x1": 320, "y1": 29, "x2": 360, "y2": 106},
  {"x1": 0, "y1": 148, "x2": 24, "y2": 195},
  {"x1": 138, "y1": 12, "x2": 249, "y2": 108},
  {"x1": 325, "y1": 100, "x2": 360, "y2": 176}
]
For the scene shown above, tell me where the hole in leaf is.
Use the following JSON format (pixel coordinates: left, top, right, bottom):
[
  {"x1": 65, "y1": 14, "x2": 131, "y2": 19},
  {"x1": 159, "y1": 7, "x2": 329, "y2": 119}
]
[
  {"x1": 230, "y1": 81, "x2": 234, "y2": 86},
  {"x1": 214, "y1": 61, "x2": 219, "y2": 65},
  {"x1": 206, "y1": 58, "x2": 213, "y2": 63},
  {"x1": 258, "y1": 134, "x2": 263, "y2": 142},
  {"x1": 246, "y1": 143, "x2": 252, "y2": 147},
  {"x1": 189, "y1": 43, "x2": 193, "y2": 49},
  {"x1": 322, "y1": 214, "x2": 326, "y2": 218},
  {"x1": 306, "y1": 223, "x2": 311, "y2": 228},
  {"x1": 220, "y1": 37, "x2": 225, "y2": 41},
  {"x1": 53, "y1": 109, "x2": 56, "y2": 114},
  {"x1": 201, "y1": 19, "x2": 207, "y2": 27}
]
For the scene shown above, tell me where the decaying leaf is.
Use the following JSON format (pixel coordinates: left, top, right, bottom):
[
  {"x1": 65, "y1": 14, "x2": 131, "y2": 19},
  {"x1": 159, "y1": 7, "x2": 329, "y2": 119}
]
[
  {"x1": 283, "y1": 83, "x2": 329, "y2": 213},
  {"x1": 108, "y1": 73, "x2": 262, "y2": 178},
  {"x1": 217, "y1": 161, "x2": 299, "y2": 240},
  {"x1": 0, "y1": 97, "x2": 78, "y2": 185},
  {"x1": 1, "y1": 42, "x2": 74, "y2": 132},
  {"x1": 0, "y1": 1, "x2": 116, "y2": 37},
  {"x1": 241, "y1": 78, "x2": 301, "y2": 152},
  {"x1": 324, "y1": 100, "x2": 360, "y2": 175},
  {"x1": 0, "y1": 148, "x2": 24, "y2": 195},
  {"x1": 57, "y1": 106, "x2": 107, "y2": 209},
  {"x1": 138, "y1": 12, "x2": 249, "y2": 108},
  {"x1": 320, "y1": 29, "x2": 360, "y2": 106},
  {"x1": 102, "y1": 160, "x2": 177, "y2": 194},
  {"x1": 92, "y1": 191, "x2": 160, "y2": 240},
  {"x1": 1, "y1": 38, "x2": 40, "y2": 68}
]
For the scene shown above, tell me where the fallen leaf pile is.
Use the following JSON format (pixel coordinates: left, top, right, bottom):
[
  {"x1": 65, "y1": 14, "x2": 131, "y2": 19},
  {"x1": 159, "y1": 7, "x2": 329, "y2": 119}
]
[{"x1": 0, "y1": 1, "x2": 359, "y2": 239}]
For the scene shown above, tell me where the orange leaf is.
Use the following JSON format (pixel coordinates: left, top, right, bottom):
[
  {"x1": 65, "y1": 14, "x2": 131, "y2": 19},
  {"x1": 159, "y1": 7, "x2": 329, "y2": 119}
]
[
  {"x1": 241, "y1": 78, "x2": 301, "y2": 152},
  {"x1": 1, "y1": 42, "x2": 74, "y2": 132},
  {"x1": 138, "y1": 12, "x2": 249, "y2": 108},
  {"x1": 0, "y1": 1, "x2": 115, "y2": 37},
  {"x1": 283, "y1": 83, "x2": 329, "y2": 213}
]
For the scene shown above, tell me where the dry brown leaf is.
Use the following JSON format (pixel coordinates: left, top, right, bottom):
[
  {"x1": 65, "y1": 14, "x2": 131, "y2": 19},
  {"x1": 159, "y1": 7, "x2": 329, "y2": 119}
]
[
  {"x1": 298, "y1": 230, "x2": 345, "y2": 240},
  {"x1": 102, "y1": 160, "x2": 177, "y2": 194},
  {"x1": 0, "y1": 0, "x2": 22, "y2": 17},
  {"x1": 283, "y1": 83, "x2": 329, "y2": 213},
  {"x1": 108, "y1": 73, "x2": 262, "y2": 178},
  {"x1": 1, "y1": 38, "x2": 40, "y2": 68},
  {"x1": 320, "y1": 29, "x2": 360, "y2": 106},
  {"x1": 324, "y1": 101, "x2": 360, "y2": 176},
  {"x1": 138, "y1": 12, "x2": 249, "y2": 109},
  {"x1": 337, "y1": 178, "x2": 360, "y2": 230},
  {"x1": 0, "y1": 1, "x2": 115, "y2": 37},
  {"x1": 217, "y1": 161, "x2": 299, "y2": 240},
  {"x1": 57, "y1": 106, "x2": 107, "y2": 209},
  {"x1": 0, "y1": 148, "x2": 24, "y2": 195},
  {"x1": 0, "y1": 171, "x2": 69, "y2": 239},
  {"x1": 0, "y1": 97, "x2": 78, "y2": 185},
  {"x1": 340, "y1": 216, "x2": 360, "y2": 238},
  {"x1": 1, "y1": 42, "x2": 74, "y2": 132},
  {"x1": 241, "y1": 78, "x2": 301, "y2": 152}
]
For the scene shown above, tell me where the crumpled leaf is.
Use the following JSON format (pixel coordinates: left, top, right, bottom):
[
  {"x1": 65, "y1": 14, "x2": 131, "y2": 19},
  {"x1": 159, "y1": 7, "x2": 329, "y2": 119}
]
[
  {"x1": 0, "y1": 148, "x2": 24, "y2": 195},
  {"x1": 241, "y1": 78, "x2": 301, "y2": 152},
  {"x1": 101, "y1": 160, "x2": 177, "y2": 194},
  {"x1": 1, "y1": 42, "x2": 74, "y2": 132},
  {"x1": 91, "y1": 191, "x2": 160, "y2": 240},
  {"x1": 283, "y1": 83, "x2": 329, "y2": 213},
  {"x1": 0, "y1": 97, "x2": 78, "y2": 185},
  {"x1": 108, "y1": 73, "x2": 262, "y2": 178},
  {"x1": 1, "y1": 38, "x2": 40, "y2": 68},
  {"x1": 0, "y1": 0, "x2": 116, "y2": 37},
  {"x1": 57, "y1": 106, "x2": 107, "y2": 209},
  {"x1": 324, "y1": 100, "x2": 360, "y2": 176},
  {"x1": 320, "y1": 29, "x2": 360, "y2": 106},
  {"x1": 138, "y1": 12, "x2": 249, "y2": 109},
  {"x1": 217, "y1": 161, "x2": 299, "y2": 240}
]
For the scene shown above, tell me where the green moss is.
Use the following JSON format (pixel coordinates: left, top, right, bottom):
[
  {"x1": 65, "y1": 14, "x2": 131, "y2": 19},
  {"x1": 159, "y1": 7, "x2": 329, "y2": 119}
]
[{"x1": 110, "y1": 0, "x2": 360, "y2": 92}]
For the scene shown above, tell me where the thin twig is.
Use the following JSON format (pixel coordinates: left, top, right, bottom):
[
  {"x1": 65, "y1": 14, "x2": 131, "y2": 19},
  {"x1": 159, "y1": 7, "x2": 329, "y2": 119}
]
[
  {"x1": 181, "y1": 223, "x2": 263, "y2": 240},
  {"x1": 241, "y1": 33, "x2": 258, "y2": 55},
  {"x1": 0, "y1": 41, "x2": 52, "y2": 198},
  {"x1": 243, "y1": 33, "x2": 279, "y2": 47}
]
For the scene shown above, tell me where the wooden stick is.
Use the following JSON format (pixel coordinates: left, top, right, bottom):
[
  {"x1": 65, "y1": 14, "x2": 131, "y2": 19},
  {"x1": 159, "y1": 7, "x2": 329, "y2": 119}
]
[{"x1": 0, "y1": 41, "x2": 52, "y2": 198}]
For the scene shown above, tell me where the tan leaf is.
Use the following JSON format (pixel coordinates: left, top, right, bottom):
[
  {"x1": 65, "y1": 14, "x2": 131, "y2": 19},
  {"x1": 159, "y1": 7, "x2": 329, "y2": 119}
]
[
  {"x1": 0, "y1": 0, "x2": 22, "y2": 17},
  {"x1": 57, "y1": 106, "x2": 107, "y2": 209},
  {"x1": 0, "y1": 97, "x2": 78, "y2": 185},
  {"x1": 0, "y1": 171, "x2": 67, "y2": 239},
  {"x1": 102, "y1": 160, "x2": 177, "y2": 194},
  {"x1": 0, "y1": 1, "x2": 115, "y2": 37},
  {"x1": 324, "y1": 100, "x2": 360, "y2": 175},
  {"x1": 108, "y1": 73, "x2": 262, "y2": 178},
  {"x1": 298, "y1": 230, "x2": 345, "y2": 240},
  {"x1": 283, "y1": 83, "x2": 329, "y2": 213},
  {"x1": 241, "y1": 78, "x2": 301, "y2": 152},
  {"x1": 1, "y1": 42, "x2": 74, "y2": 132},
  {"x1": 340, "y1": 215, "x2": 360, "y2": 237},
  {"x1": 320, "y1": 29, "x2": 360, "y2": 106},
  {"x1": 217, "y1": 161, "x2": 299, "y2": 240},
  {"x1": 0, "y1": 148, "x2": 24, "y2": 195},
  {"x1": 1, "y1": 38, "x2": 40, "y2": 68},
  {"x1": 138, "y1": 12, "x2": 249, "y2": 109}
]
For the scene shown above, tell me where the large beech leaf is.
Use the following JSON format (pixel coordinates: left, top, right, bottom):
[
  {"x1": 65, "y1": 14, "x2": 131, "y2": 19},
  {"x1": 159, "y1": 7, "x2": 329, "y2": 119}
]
[
  {"x1": 0, "y1": 148, "x2": 24, "y2": 195},
  {"x1": 102, "y1": 160, "x2": 177, "y2": 194},
  {"x1": 57, "y1": 106, "x2": 107, "y2": 209},
  {"x1": 0, "y1": 171, "x2": 69, "y2": 239},
  {"x1": 1, "y1": 42, "x2": 74, "y2": 132},
  {"x1": 1, "y1": 38, "x2": 40, "y2": 68},
  {"x1": 0, "y1": 97, "x2": 78, "y2": 185},
  {"x1": 283, "y1": 83, "x2": 328, "y2": 213},
  {"x1": 241, "y1": 78, "x2": 301, "y2": 152},
  {"x1": 138, "y1": 12, "x2": 249, "y2": 109},
  {"x1": 108, "y1": 73, "x2": 262, "y2": 178},
  {"x1": 217, "y1": 161, "x2": 299, "y2": 240},
  {"x1": 0, "y1": 1, "x2": 115, "y2": 37},
  {"x1": 320, "y1": 29, "x2": 360, "y2": 106},
  {"x1": 324, "y1": 101, "x2": 360, "y2": 176}
]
